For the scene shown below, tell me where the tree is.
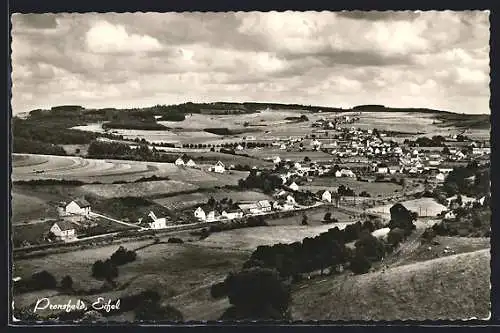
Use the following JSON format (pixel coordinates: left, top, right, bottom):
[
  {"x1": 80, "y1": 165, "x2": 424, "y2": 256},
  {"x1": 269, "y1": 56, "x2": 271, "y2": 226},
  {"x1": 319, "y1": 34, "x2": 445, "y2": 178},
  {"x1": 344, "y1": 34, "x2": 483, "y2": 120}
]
[
  {"x1": 31, "y1": 271, "x2": 57, "y2": 290},
  {"x1": 387, "y1": 228, "x2": 406, "y2": 246},
  {"x1": 324, "y1": 212, "x2": 332, "y2": 222},
  {"x1": 214, "y1": 268, "x2": 292, "y2": 320},
  {"x1": 304, "y1": 156, "x2": 311, "y2": 163},
  {"x1": 60, "y1": 275, "x2": 73, "y2": 290},
  {"x1": 350, "y1": 253, "x2": 372, "y2": 275},
  {"x1": 301, "y1": 214, "x2": 309, "y2": 225},
  {"x1": 388, "y1": 203, "x2": 417, "y2": 231}
]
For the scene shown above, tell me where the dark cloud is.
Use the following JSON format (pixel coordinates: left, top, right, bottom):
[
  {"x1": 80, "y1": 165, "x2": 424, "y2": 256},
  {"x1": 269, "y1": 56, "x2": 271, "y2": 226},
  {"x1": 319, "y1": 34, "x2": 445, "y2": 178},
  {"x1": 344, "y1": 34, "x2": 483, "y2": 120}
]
[{"x1": 10, "y1": 11, "x2": 490, "y2": 114}]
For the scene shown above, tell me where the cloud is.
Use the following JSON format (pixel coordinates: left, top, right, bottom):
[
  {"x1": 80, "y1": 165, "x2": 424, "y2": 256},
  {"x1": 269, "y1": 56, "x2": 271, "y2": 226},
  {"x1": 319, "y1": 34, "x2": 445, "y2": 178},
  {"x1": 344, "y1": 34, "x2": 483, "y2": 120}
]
[
  {"x1": 10, "y1": 11, "x2": 490, "y2": 114},
  {"x1": 85, "y1": 20, "x2": 162, "y2": 54}
]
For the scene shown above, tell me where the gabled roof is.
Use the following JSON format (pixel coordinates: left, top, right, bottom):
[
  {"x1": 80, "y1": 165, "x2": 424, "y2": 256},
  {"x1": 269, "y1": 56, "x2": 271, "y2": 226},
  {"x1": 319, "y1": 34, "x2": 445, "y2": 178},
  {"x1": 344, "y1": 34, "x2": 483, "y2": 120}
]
[
  {"x1": 71, "y1": 199, "x2": 90, "y2": 208},
  {"x1": 53, "y1": 220, "x2": 76, "y2": 231},
  {"x1": 215, "y1": 161, "x2": 225, "y2": 167},
  {"x1": 258, "y1": 200, "x2": 271, "y2": 208}
]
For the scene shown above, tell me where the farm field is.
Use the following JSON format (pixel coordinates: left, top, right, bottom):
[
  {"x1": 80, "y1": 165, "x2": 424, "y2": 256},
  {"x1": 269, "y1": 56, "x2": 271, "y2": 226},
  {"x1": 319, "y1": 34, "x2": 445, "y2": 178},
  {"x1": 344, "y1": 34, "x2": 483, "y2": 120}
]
[
  {"x1": 267, "y1": 208, "x2": 356, "y2": 227},
  {"x1": 80, "y1": 180, "x2": 199, "y2": 199},
  {"x1": 310, "y1": 177, "x2": 403, "y2": 196},
  {"x1": 197, "y1": 223, "x2": 355, "y2": 251},
  {"x1": 12, "y1": 154, "x2": 249, "y2": 186},
  {"x1": 291, "y1": 249, "x2": 490, "y2": 320},
  {"x1": 367, "y1": 198, "x2": 447, "y2": 217},
  {"x1": 11, "y1": 192, "x2": 59, "y2": 224},
  {"x1": 153, "y1": 190, "x2": 273, "y2": 210}
]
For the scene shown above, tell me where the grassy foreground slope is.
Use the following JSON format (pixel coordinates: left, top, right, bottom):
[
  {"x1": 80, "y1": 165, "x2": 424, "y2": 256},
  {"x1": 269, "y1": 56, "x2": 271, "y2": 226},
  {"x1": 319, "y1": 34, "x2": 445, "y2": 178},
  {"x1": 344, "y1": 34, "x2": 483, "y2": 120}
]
[{"x1": 292, "y1": 249, "x2": 490, "y2": 321}]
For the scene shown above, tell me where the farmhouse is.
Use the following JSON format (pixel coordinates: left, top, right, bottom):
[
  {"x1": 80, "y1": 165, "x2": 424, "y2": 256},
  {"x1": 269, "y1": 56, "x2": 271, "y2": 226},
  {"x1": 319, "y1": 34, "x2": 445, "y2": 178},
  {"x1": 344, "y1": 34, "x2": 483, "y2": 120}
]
[
  {"x1": 377, "y1": 163, "x2": 389, "y2": 174},
  {"x1": 289, "y1": 182, "x2": 299, "y2": 191},
  {"x1": 147, "y1": 211, "x2": 167, "y2": 230},
  {"x1": 321, "y1": 190, "x2": 332, "y2": 203},
  {"x1": 206, "y1": 210, "x2": 220, "y2": 222},
  {"x1": 221, "y1": 209, "x2": 244, "y2": 220},
  {"x1": 444, "y1": 211, "x2": 456, "y2": 220},
  {"x1": 435, "y1": 173, "x2": 446, "y2": 182},
  {"x1": 209, "y1": 161, "x2": 226, "y2": 173},
  {"x1": 238, "y1": 203, "x2": 261, "y2": 215},
  {"x1": 194, "y1": 207, "x2": 206, "y2": 221},
  {"x1": 50, "y1": 220, "x2": 76, "y2": 241},
  {"x1": 273, "y1": 156, "x2": 282, "y2": 164},
  {"x1": 65, "y1": 199, "x2": 91, "y2": 216},
  {"x1": 186, "y1": 159, "x2": 197, "y2": 167},
  {"x1": 257, "y1": 200, "x2": 272, "y2": 212},
  {"x1": 236, "y1": 144, "x2": 244, "y2": 151}
]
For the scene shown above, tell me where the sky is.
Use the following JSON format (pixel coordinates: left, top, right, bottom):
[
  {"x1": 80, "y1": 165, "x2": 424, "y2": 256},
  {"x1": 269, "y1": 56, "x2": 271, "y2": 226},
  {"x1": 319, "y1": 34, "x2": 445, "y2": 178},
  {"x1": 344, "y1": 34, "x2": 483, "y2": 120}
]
[{"x1": 11, "y1": 11, "x2": 490, "y2": 114}]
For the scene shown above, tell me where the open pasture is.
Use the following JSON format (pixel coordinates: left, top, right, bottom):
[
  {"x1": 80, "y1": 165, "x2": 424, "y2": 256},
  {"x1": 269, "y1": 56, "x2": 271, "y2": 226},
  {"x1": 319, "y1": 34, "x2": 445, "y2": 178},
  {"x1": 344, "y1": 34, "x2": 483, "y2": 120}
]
[
  {"x1": 311, "y1": 177, "x2": 402, "y2": 196},
  {"x1": 12, "y1": 154, "x2": 249, "y2": 186},
  {"x1": 153, "y1": 190, "x2": 273, "y2": 210},
  {"x1": 11, "y1": 192, "x2": 59, "y2": 224},
  {"x1": 80, "y1": 181, "x2": 199, "y2": 199}
]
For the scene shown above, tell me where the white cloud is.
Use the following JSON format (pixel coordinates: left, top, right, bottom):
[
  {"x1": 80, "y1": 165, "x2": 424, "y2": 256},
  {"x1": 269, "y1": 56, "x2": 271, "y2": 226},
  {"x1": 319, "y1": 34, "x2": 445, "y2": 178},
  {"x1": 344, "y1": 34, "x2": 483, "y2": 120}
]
[{"x1": 85, "y1": 20, "x2": 162, "y2": 54}]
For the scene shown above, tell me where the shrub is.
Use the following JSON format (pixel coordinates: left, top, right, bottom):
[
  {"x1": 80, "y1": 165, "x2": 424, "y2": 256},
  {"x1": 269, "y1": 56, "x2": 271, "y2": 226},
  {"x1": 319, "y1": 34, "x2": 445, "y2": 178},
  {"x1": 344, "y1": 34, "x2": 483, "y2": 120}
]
[
  {"x1": 60, "y1": 275, "x2": 73, "y2": 290},
  {"x1": 350, "y1": 253, "x2": 372, "y2": 275},
  {"x1": 167, "y1": 237, "x2": 184, "y2": 244},
  {"x1": 92, "y1": 259, "x2": 119, "y2": 281},
  {"x1": 110, "y1": 246, "x2": 137, "y2": 266},
  {"x1": 31, "y1": 271, "x2": 57, "y2": 290}
]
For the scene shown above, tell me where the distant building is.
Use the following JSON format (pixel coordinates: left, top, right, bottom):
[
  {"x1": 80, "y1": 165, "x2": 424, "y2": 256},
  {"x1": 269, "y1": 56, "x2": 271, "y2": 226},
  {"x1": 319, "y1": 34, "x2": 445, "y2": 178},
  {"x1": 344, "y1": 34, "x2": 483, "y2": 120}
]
[
  {"x1": 435, "y1": 173, "x2": 446, "y2": 182},
  {"x1": 50, "y1": 220, "x2": 76, "y2": 241},
  {"x1": 147, "y1": 211, "x2": 167, "y2": 229},
  {"x1": 257, "y1": 200, "x2": 272, "y2": 212},
  {"x1": 65, "y1": 199, "x2": 91, "y2": 216},
  {"x1": 186, "y1": 159, "x2": 197, "y2": 167},
  {"x1": 289, "y1": 182, "x2": 299, "y2": 191},
  {"x1": 221, "y1": 209, "x2": 244, "y2": 220},
  {"x1": 377, "y1": 163, "x2": 389, "y2": 174},
  {"x1": 175, "y1": 157, "x2": 185, "y2": 166},
  {"x1": 273, "y1": 156, "x2": 282, "y2": 164},
  {"x1": 206, "y1": 210, "x2": 220, "y2": 222},
  {"x1": 321, "y1": 190, "x2": 332, "y2": 203},
  {"x1": 444, "y1": 211, "x2": 456, "y2": 220},
  {"x1": 209, "y1": 161, "x2": 226, "y2": 173},
  {"x1": 236, "y1": 144, "x2": 244, "y2": 151},
  {"x1": 194, "y1": 207, "x2": 206, "y2": 221},
  {"x1": 286, "y1": 195, "x2": 296, "y2": 205}
]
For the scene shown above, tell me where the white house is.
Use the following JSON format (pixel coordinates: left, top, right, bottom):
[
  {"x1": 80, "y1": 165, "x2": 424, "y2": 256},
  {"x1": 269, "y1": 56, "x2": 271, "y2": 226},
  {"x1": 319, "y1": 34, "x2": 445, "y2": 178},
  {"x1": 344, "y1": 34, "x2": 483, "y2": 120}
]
[
  {"x1": 273, "y1": 156, "x2": 282, "y2": 164},
  {"x1": 286, "y1": 195, "x2": 296, "y2": 205},
  {"x1": 210, "y1": 161, "x2": 226, "y2": 173},
  {"x1": 186, "y1": 159, "x2": 197, "y2": 167},
  {"x1": 50, "y1": 221, "x2": 76, "y2": 241},
  {"x1": 436, "y1": 173, "x2": 446, "y2": 182},
  {"x1": 221, "y1": 209, "x2": 244, "y2": 220},
  {"x1": 444, "y1": 211, "x2": 456, "y2": 220},
  {"x1": 340, "y1": 169, "x2": 356, "y2": 178},
  {"x1": 257, "y1": 200, "x2": 272, "y2": 212},
  {"x1": 206, "y1": 210, "x2": 219, "y2": 222},
  {"x1": 194, "y1": 207, "x2": 206, "y2": 221},
  {"x1": 289, "y1": 182, "x2": 299, "y2": 191},
  {"x1": 294, "y1": 162, "x2": 302, "y2": 170},
  {"x1": 175, "y1": 157, "x2": 185, "y2": 166},
  {"x1": 321, "y1": 190, "x2": 332, "y2": 203},
  {"x1": 147, "y1": 211, "x2": 167, "y2": 229},
  {"x1": 377, "y1": 164, "x2": 389, "y2": 174},
  {"x1": 280, "y1": 144, "x2": 287, "y2": 150},
  {"x1": 65, "y1": 199, "x2": 91, "y2": 216},
  {"x1": 236, "y1": 144, "x2": 244, "y2": 151}
]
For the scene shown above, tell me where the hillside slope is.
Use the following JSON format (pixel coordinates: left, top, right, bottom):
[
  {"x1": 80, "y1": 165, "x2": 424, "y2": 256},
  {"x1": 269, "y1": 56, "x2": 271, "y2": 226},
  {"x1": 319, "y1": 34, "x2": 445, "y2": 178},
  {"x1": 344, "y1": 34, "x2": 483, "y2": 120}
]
[{"x1": 291, "y1": 249, "x2": 490, "y2": 321}]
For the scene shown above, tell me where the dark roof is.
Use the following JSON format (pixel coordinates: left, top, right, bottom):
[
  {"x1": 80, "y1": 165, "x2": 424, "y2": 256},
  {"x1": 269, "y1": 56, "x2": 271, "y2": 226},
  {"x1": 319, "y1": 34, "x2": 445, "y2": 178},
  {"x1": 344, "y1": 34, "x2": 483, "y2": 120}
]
[
  {"x1": 53, "y1": 220, "x2": 76, "y2": 231},
  {"x1": 73, "y1": 199, "x2": 90, "y2": 208}
]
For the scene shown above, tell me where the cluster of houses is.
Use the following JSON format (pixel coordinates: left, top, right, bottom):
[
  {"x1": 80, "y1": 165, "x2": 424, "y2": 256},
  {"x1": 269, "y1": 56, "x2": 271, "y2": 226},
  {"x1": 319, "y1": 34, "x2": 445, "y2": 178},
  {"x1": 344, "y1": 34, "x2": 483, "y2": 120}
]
[
  {"x1": 175, "y1": 155, "x2": 226, "y2": 174},
  {"x1": 49, "y1": 199, "x2": 93, "y2": 242}
]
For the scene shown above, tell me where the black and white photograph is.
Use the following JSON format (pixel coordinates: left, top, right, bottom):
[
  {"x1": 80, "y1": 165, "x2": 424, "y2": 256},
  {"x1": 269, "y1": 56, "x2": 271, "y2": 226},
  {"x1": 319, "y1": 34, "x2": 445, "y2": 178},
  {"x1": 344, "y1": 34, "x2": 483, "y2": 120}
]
[{"x1": 10, "y1": 10, "x2": 491, "y2": 323}]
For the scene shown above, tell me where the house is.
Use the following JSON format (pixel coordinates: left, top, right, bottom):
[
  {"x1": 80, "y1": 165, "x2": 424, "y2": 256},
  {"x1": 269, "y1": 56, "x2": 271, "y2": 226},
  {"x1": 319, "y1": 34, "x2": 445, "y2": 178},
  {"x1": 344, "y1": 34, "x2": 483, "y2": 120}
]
[
  {"x1": 147, "y1": 211, "x2": 167, "y2": 229},
  {"x1": 236, "y1": 144, "x2": 244, "y2": 151},
  {"x1": 186, "y1": 159, "x2": 197, "y2": 167},
  {"x1": 65, "y1": 199, "x2": 91, "y2": 216},
  {"x1": 438, "y1": 168, "x2": 453, "y2": 174},
  {"x1": 340, "y1": 169, "x2": 356, "y2": 178},
  {"x1": 194, "y1": 207, "x2": 206, "y2": 221},
  {"x1": 206, "y1": 210, "x2": 220, "y2": 222},
  {"x1": 321, "y1": 190, "x2": 332, "y2": 203},
  {"x1": 289, "y1": 182, "x2": 299, "y2": 191},
  {"x1": 377, "y1": 163, "x2": 389, "y2": 174},
  {"x1": 221, "y1": 209, "x2": 244, "y2": 220},
  {"x1": 257, "y1": 200, "x2": 272, "y2": 212},
  {"x1": 210, "y1": 161, "x2": 225, "y2": 173},
  {"x1": 50, "y1": 220, "x2": 76, "y2": 241},
  {"x1": 174, "y1": 157, "x2": 185, "y2": 166},
  {"x1": 444, "y1": 211, "x2": 456, "y2": 220},
  {"x1": 472, "y1": 147, "x2": 490, "y2": 155},
  {"x1": 279, "y1": 144, "x2": 287, "y2": 150},
  {"x1": 286, "y1": 195, "x2": 296, "y2": 205},
  {"x1": 238, "y1": 203, "x2": 262, "y2": 215},
  {"x1": 273, "y1": 156, "x2": 282, "y2": 164},
  {"x1": 294, "y1": 162, "x2": 302, "y2": 170},
  {"x1": 435, "y1": 173, "x2": 446, "y2": 182},
  {"x1": 388, "y1": 166, "x2": 400, "y2": 174}
]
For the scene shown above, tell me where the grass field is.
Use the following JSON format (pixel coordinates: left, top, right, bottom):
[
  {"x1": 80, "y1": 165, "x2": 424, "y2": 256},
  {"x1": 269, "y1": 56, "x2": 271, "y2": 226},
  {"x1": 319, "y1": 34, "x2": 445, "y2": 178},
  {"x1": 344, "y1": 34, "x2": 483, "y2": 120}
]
[
  {"x1": 291, "y1": 249, "x2": 490, "y2": 320},
  {"x1": 80, "y1": 180, "x2": 199, "y2": 199},
  {"x1": 367, "y1": 198, "x2": 448, "y2": 217},
  {"x1": 153, "y1": 190, "x2": 273, "y2": 210},
  {"x1": 311, "y1": 177, "x2": 403, "y2": 196},
  {"x1": 12, "y1": 154, "x2": 250, "y2": 186},
  {"x1": 11, "y1": 192, "x2": 59, "y2": 224}
]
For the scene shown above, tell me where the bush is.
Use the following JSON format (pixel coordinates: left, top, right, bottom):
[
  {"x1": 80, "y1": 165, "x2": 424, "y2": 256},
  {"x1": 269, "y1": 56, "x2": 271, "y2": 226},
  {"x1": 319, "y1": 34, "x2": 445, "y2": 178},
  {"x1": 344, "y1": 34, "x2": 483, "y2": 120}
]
[
  {"x1": 92, "y1": 259, "x2": 119, "y2": 281},
  {"x1": 324, "y1": 212, "x2": 332, "y2": 221},
  {"x1": 350, "y1": 253, "x2": 372, "y2": 275},
  {"x1": 31, "y1": 271, "x2": 57, "y2": 289},
  {"x1": 110, "y1": 246, "x2": 137, "y2": 266},
  {"x1": 167, "y1": 237, "x2": 184, "y2": 244},
  {"x1": 60, "y1": 275, "x2": 73, "y2": 290},
  {"x1": 387, "y1": 228, "x2": 406, "y2": 246}
]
